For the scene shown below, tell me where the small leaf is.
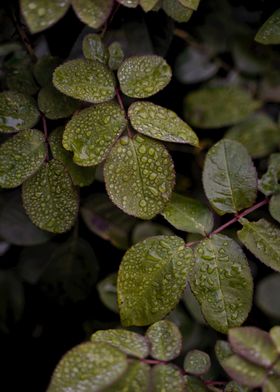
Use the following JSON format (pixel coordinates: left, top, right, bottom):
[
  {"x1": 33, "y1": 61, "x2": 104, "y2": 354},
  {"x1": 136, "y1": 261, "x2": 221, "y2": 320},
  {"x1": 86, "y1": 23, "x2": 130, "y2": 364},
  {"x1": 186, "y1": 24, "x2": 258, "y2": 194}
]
[
  {"x1": 162, "y1": 193, "x2": 214, "y2": 234},
  {"x1": 72, "y1": 0, "x2": 114, "y2": 29},
  {"x1": 82, "y1": 34, "x2": 109, "y2": 63},
  {"x1": 22, "y1": 160, "x2": 79, "y2": 233},
  {"x1": 0, "y1": 129, "x2": 46, "y2": 188},
  {"x1": 117, "y1": 0, "x2": 138, "y2": 7},
  {"x1": 184, "y1": 86, "x2": 260, "y2": 128},
  {"x1": 104, "y1": 135, "x2": 175, "y2": 219},
  {"x1": 132, "y1": 222, "x2": 173, "y2": 244},
  {"x1": 140, "y1": 0, "x2": 159, "y2": 12},
  {"x1": 21, "y1": 0, "x2": 70, "y2": 33},
  {"x1": 229, "y1": 327, "x2": 278, "y2": 367},
  {"x1": 203, "y1": 139, "x2": 257, "y2": 215},
  {"x1": 225, "y1": 114, "x2": 280, "y2": 159},
  {"x1": 269, "y1": 193, "x2": 280, "y2": 223},
  {"x1": 146, "y1": 320, "x2": 182, "y2": 360},
  {"x1": 184, "y1": 350, "x2": 211, "y2": 375},
  {"x1": 152, "y1": 364, "x2": 185, "y2": 391},
  {"x1": 97, "y1": 273, "x2": 118, "y2": 313},
  {"x1": 33, "y1": 55, "x2": 61, "y2": 87},
  {"x1": 225, "y1": 381, "x2": 249, "y2": 392},
  {"x1": 185, "y1": 376, "x2": 210, "y2": 391},
  {"x1": 270, "y1": 326, "x2": 280, "y2": 353},
  {"x1": 118, "y1": 235, "x2": 193, "y2": 326},
  {"x1": 237, "y1": 218, "x2": 280, "y2": 272},
  {"x1": 259, "y1": 153, "x2": 280, "y2": 196},
  {"x1": 263, "y1": 375, "x2": 280, "y2": 392},
  {"x1": 117, "y1": 55, "x2": 172, "y2": 98},
  {"x1": 91, "y1": 329, "x2": 149, "y2": 359},
  {"x1": 108, "y1": 42, "x2": 124, "y2": 70},
  {"x1": 38, "y1": 85, "x2": 80, "y2": 120},
  {"x1": 215, "y1": 340, "x2": 234, "y2": 363},
  {"x1": 162, "y1": 0, "x2": 193, "y2": 23},
  {"x1": 47, "y1": 342, "x2": 127, "y2": 392},
  {"x1": 63, "y1": 102, "x2": 126, "y2": 166},
  {"x1": 0, "y1": 91, "x2": 39, "y2": 133},
  {"x1": 255, "y1": 9, "x2": 280, "y2": 45},
  {"x1": 128, "y1": 101, "x2": 199, "y2": 146},
  {"x1": 53, "y1": 59, "x2": 116, "y2": 103},
  {"x1": 6, "y1": 62, "x2": 39, "y2": 95},
  {"x1": 189, "y1": 234, "x2": 253, "y2": 333},
  {"x1": 256, "y1": 274, "x2": 280, "y2": 319},
  {"x1": 178, "y1": 0, "x2": 200, "y2": 11},
  {"x1": 49, "y1": 128, "x2": 95, "y2": 187}
]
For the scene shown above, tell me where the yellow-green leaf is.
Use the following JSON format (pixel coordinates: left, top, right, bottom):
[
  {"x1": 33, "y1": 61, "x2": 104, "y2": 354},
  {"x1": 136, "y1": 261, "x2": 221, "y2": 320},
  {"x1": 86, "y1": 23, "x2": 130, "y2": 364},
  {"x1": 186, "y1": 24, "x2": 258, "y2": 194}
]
[
  {"x1": 255, "y1": 9, "x2": 280, "y2": 45},
  {"x1": 140, "y1": 0, "x2": 159, "y2": 12},
  {"x1": 72, "y1": 0, "x2": 113, "y2": 28},
  {"x1": 152, "y1": 364, "x2": 185, "y2": 392},
  {"x1": 162, "y1": 0, "x2": 193, "y2": 23},
  {"x1": 178, "y1": 0, "x2": 200, "y2": 11},
  {"x1": 184, "y1": 350, "x2": 211, "y2": 375}
]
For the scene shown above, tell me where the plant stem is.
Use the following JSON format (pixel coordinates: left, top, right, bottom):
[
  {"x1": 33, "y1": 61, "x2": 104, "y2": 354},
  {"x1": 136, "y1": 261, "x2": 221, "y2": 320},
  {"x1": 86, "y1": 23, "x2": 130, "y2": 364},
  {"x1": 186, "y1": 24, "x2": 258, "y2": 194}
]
[
  {"x1": 115, "y1": 88, "x2": 133, "y2": 138},
  {"x1": 41, "y1": 113, "x2": 49, "y2": 161},
  {"x1": 141, "y1": 359, "x2": 167, "y2": 365}
]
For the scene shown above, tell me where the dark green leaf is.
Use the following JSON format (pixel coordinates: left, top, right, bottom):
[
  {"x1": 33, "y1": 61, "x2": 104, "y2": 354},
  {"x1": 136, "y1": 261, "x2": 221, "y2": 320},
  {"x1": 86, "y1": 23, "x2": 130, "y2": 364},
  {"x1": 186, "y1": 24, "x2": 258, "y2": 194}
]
[
  {"x1": 97, "y1": 273, "x2": 118, "y2": 313},
  {"x1": 203, "y1": 139, "x2": 257, "y2": 215},
  {"x1": 140, "y1": 0, "x2": 159, "y2": 12},
  {"x1": 183, "y1": 284, "x2": 206, "y2": 324},
  {"x1": 108, "y1": 42, "x2": 124, "y2": 70},
  {"x1": 269, "y1": 193, "x2": 280, "y2": 223},
  {"x1": 132, "y1": 222, "x2": 173, "y2": 244},
  {"x1": 118, "y1": 236, "x2": 193, "y2": 326},
  {"x1": 178, "y1": 0, "x2": 200, "y2": 11},
  {"x1": 225, "y1": 381, "x2": 249, "y2": 392},
  {"x1": 215, "y1": 340, "x2": 234, "y2": 363},
  {"x1": 259, "y1": 153, "x2": 280, "y2": 196},
  {"x1": 82, "y1": 34, "x2": 109, "y2": 63},
  {"x1": 263, "y1": 375, "x2": 280, "y2": 392},
  {"x1": 72, "y1": 0, "x2": 114, "y2": 29},
  {"x1": 33, "y1": 55, "x2": 61, "y2": 87},
  {"x1": 152, "y1": 364, "x2": 185, "y2": 391},
  {"x1": 256, "y1": 274, "x2": 280, "y2": 319},
  {"x1": 184, "y1": 376, "x2": 210, "y2": 391},
  {"x1": 184, "y1": 350, "x2": 211, "y2": 375},
  {"x1": 6, "y1": 62, "x2": 39, "y2": 95},
  {"x1": 255, "y1": 9, "x2": 280, "y2": 45},
  {"x1": 270, "y1": 326, "x2": 280, "y2": 353},
  {"x1": 162, "y1": 0, "x2": 193, "y2": 23}
]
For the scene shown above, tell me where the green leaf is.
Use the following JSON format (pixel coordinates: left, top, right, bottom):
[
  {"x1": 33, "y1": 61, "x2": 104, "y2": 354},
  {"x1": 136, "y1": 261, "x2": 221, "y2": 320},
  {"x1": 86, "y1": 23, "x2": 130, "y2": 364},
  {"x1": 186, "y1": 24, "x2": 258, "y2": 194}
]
[
  {"x1": 259, "y1": 153, "x2": 280, "y2": 196},
  {"x1": 62, "y1": 102, "x2": 126, "y2": 166},
  {"x1": 22, "y1": 160, "x2": 79, "y2": 233},
  {"x1": 162, "y1": 193, "x2": 214, "y2": 235},
  {"x1": 183, "y1": 284, "x2": 206, "y2": 324},
  {"x1": 225, "y1": 114, "x2": 280, "y2": 159},
  {"x1": 97, "y1": 273, "x2": 118, "y2": 313},
  {"x1": 108, "y1": 42, "x2": 124, "y2": 70},
  {"x1": 117, "y1": 0, "x2": 138, "y2": 7},
  {"x1": 117, "y1": 55, "x2": 172, "y2": 98},
  {"x1": 189, "y1": 234, "x2": 253, "y2": 333},
  {"x1": 0, "y1": 91, "x2": 39, "y2": 133},
  {"x1": 225, "y1": 381, "x2": 249, "y2": 392},
  {"x1": 152, "y1": 364, "x2": 185, "y2": 391},
  {"x1": 140, "y1": 0, "x2": 159, "y2": 12},
  {"x1": 53, "y1": 59, "x2": 116, "y2": 103},
  {"x1": 263, "y1": 375, "x2": 280, "y2": 392},
  {"x1": 132, "y1": 222, "x2": 173, "y2": 244},
  {"x1": 162, "y1": 0, "x2": 193, "y2": 23},
  {"x1": 104, "y1": 135, "x2": 175, "y2": 219},
  {"x1": 72, "y1": 0, "x2": 114, "y2": 29},
  {"x1": 49, "y1": 128, "x2": 95, "y2": 187},
  {"x1": 255, "y1": 9, "x2": 280, "y2": 45},
  {"x1": 47, "y1": 342, "x2": 127, "y2": 392},
  {"x1": 146, "y1": 320, "x2": 182, "y2": 360},
  {"x1": 104, "y1": 361, "x2": 150, "y2": 392},
  {"x1": 185, "y1": 376, "x2": 210, "y2": 391},
  {"x1": 215, "y1": 340, "x2": 234, "y2": 363},
  {"x1": 81, "y1": 194, "x2": 137, "y2": 250},
  {"x1": 270, "y1": 326, "x2": 280, "y2": 353},
  {"x1": 128, "y1": 101, "x2": 199, "y2": 146},
  {"x1": 237, "y1": 218, "x2": 280, "y2": 272},
  {"x1": 184, "y1": 350, "x2": 211, "y2": 375},
  {"x1": 6, "y1": 62, "x2": 39, "y2": 96},
  {"x1": 203, "y1": 139, "x2": 257, "y2": 215},
  {"x1": 38, "y1": 85, "x2": 80, "y2": 120},
  {"x1": 184, "y1": 86, "x2": 260, "y2": 128},
  {"x1": 33, "y1": 55, "x2": 61, "y2": 87},
  {"x1": 178, "y1": 0, "x2": 200, "y2": 11},
  {"x1": 0, "y1": 129, "x2": 46, "y2": 188},
  {"x1": 118, "y1": 235, "x2": 193, "y2": 326},
  {"x1": 21, "y1": 0, "x2": 70, "y2": 33},
  {"x1": 82, "y1": 34, "x2": 109, "y2": 63},
  {"x1": 256, "y1": 274, "x2": 280, "y2": 319},
  {"x1": 229, "y1": 327, "x2": 278, "y2": 367},
  {"x1": 91, "y1": 329, "x2": 149, "y2": 359},
  {"x1": 269, "y1": 193, "x2": 280, "y2": 223}
]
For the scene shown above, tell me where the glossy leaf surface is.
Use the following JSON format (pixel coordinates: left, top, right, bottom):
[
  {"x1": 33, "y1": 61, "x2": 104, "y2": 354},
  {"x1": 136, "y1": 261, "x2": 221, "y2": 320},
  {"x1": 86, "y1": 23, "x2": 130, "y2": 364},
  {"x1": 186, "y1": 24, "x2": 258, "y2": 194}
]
[{"x1": 72, "y1": 0, "x2": 114, "y2": 29}]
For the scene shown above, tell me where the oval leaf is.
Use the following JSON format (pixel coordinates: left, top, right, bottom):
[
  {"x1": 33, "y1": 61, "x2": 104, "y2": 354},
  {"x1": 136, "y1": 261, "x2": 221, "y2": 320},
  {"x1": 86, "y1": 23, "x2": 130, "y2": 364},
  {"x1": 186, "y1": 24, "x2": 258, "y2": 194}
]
[
  {"x1": 82, "y1": 33, "x2": 109, "y2": 63},
  {"x1": 269, "y1": 193, "x2": 280, "y2": 224},
  {"x1": 203, "y1": 139, "x2": 257, "y2": 215},
  {"x1": 108, "y1": 42, "x2": 124, "y2": 71},
  {"x1": 117, "y1": 55, "x2": 172, "y2": 98},
  {"x1": 184, "y1": 350, "x2": 211, "y2": 375},
  {"x1": 189, "y1": 234, "x2": 253, "y2": 333},
  {"x1": 118, "y1": 235, "x2": 193, "y2": 326},
  {"x1": 178, "y1": 0, "x2": 200, "y2": 11},
  {"x1": 162, "y1": 0, "x2": 193, "y2": 23},
  {"x1": 256, "y1": 274, "x2": 280, "y2": 319},
  {"x1": 33, "y1": 55, "x2": 61, "y2": 87},
  {"x1": 104, "y1": 135, "x2": 175, "y2": 219},
  {"x1": 259, "y1": 153, "x2": 280, "y2": 196},
  {"x1": 53, "y1": 59, "x2": 115, "y2": 103},
  {"x1": 140, "y1": 0, "x2": 159, "y2": 12},
  {"x1": 22, "y1": 160, "x2": 79, "y2": 233},
  {"x1": 97, "y1": 273, "x2": 118, "y2": 313},
  {"x1": 63, "y1": 102, "x2": 126, "y2": 166},
  {"x1": 128, "y1": 101, "x2": 199, "y2": 146},
  {"x1": 255, "y1": 9, "x2": 280, "y2": 45},
  {"x1": 72, "y1": 0, "x2": 114, "y2": 29},
  {"x1": 152, "y1": 364, "x2": 185, "y2": 392},
  {"x1": 270, "y1": 326, "x2": 280, "y2": 353},
  {"x1": 0, "y1": 129, "x2": 46, "y2": 188}
]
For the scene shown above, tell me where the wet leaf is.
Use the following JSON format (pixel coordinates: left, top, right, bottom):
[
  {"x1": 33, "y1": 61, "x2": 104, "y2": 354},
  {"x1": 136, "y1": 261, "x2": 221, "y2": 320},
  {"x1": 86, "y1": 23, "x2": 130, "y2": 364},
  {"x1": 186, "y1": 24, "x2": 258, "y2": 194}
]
[
  {"x1": 189, "y1": 234, "x2": 253, "y2": 333},
  {"x1": 146, "y1": 320, "x2": 182, "y2": 360},
  {"x1": 97, "y1": 273, "x2": 118, "y2": 313},
  {"x1": 269, "y1": 193, "x2": 280, "y2": 224},
  {"x1": 108, "y1": 42, "x2": 124, "y2": 70},
  {"x1": 117, "y1": 0, "x2": 138, "y2": 7},
  {"x1": 0, "y1": 91, "x2": 39, "y2": 133},
  {"x1": 225, "y1": 114, "x2": 280, "y2": 159},
  {"x1": 0, "y1": 129, "x2": 46, "y2": 188},
  {"x1": 255, "y1": 9, "x2": 280, "y2": 45},
  {"x1": 6, "y1": 63, "x2": 39, "y2": 95},
  {"x1": 21, "y1": 0, "x2": 70, "y2": 33},
  {"x1": 62, "y1": 102, "x2": 126, "y2": 166},
  {"x1": 104, "y1": 135, "x2": 175, "y2": 219},
  {"x1": 53, "y1": 59, "x2": 115, "y2": 103},
  {"x1": 82, "y1": 34, "x2": 109, "y2": 63},
  {"x1": 72, "y1": 0, "x2": 114, "y2": 29},
  {"x1": 22, "y1": 160, "x2": 79, "y2": 233},
  {"x1": 118, "y1": 235, "x2": 193, "y2": 326},
  {"x1": 259, "y1": 153, "x2": 280, "y2": 196},
  {"x1": 49, "y1": 128, "x2": 95, "y2": 187},
  {"x1": 185, "y1": 376, "x2": 210, "y2": 391},
  {"x1": 215, "y1": 340, "x2": 234, "y2": 363},
  {"x1": 256, "y1": 274, "x2": 280, "y2": 319},
  {"x1": 184, "y1": 350, "x2": 211, "y2": 375},
  {"x1": 183, "y1": 284, "x2": 206, "y2": 324},
  {"x1": 178, "y1": 0, "x2": 200, "y2": 11},
  {"x1": 117, "y1": 55, "x2": 172, "y2": 98},
  {"x1": 132, "y1": 222, "x2": 173, "y2": 244},
  {"x1": 140, "y1": 0, "x2": 159, "y2": 12},
  {"x1": 184, "y1": 86, "x2": 260, "y2": 128},
  {"x1": 152, "y1": 364, "x2": 185, "y2": 391},
  {"x1": 203, "y1": 140, "x2": 257, "y2": 215},
  {"x1": 128, "y1": 101, "x2": 199, "y2": 146},
  {"x1": 229, "y1": 327, "x2": 278, "y2": 367},
  {"x1": 91, "y1": 329, "x2": 149, "y2": 358},
  {"x1": 238, "y1": 218, "x2": 280, "y2": 272},
  {"x1": 162, "y1": 193, "x2": 214, "y2": 234},
  {"x1": 47, "y1": 342, "x2": 127, "y2": 392},
  {"x1": 162, "y1": 0, "x2": 193, "y2": 23},
  {"x1": 33, "y1": 55, "x2": 61, "y2": 87},
  {"x1": 38, "y1": 85, "x2": 80, "y2": 120}
]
